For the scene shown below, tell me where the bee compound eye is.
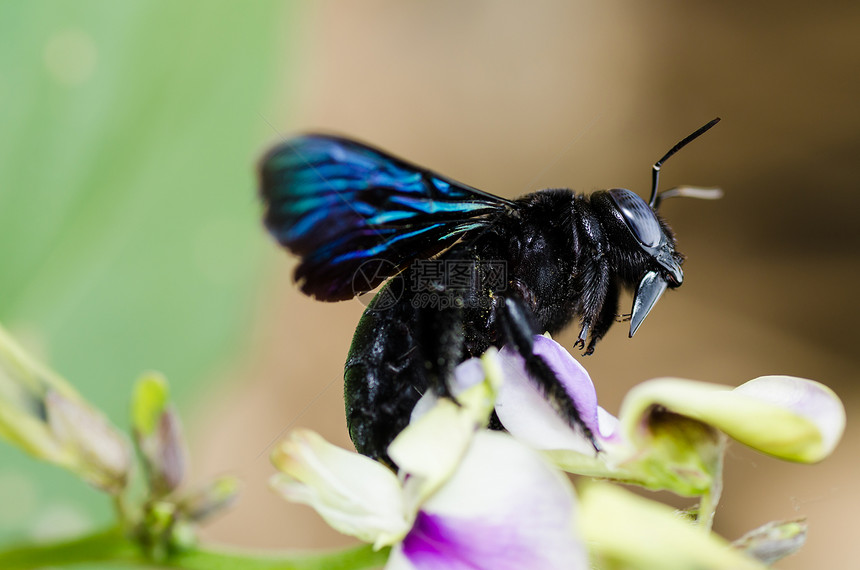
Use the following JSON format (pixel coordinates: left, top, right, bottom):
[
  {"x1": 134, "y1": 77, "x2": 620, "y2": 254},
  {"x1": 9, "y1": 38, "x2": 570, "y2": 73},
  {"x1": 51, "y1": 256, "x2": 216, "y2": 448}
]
[{"x1": 608, "y1": 188, "x2": 662, "y2": 247}]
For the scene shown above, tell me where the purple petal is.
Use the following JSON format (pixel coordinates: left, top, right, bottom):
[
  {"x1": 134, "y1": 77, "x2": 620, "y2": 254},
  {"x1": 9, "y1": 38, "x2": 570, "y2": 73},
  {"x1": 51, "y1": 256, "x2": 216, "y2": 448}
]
[
  {"x1": 494, "y1": 336, "x2": 601, "y2": 452},
  {"x1": 401, "y1": 511, "x2": 525, "y2": 569},
  {"x1": 531, "y1": 336, "x2": 600, "y2": 432},
  {"x1": 392, "y1": 431, "x2": 586, "y2": 570},
  {"x1": 401, "y1": 511, "x2": 582, "y2": 569},
  {"x1": 451, "y1": 358, "x2": 486, "y2": 391}
]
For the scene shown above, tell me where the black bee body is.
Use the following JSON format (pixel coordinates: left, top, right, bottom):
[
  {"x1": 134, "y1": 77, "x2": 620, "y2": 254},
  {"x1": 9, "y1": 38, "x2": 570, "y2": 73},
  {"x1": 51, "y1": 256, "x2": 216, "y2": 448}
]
[
  {"x1": 259, "y1": 119, "x2": 719, "y2": 462},
  {"x1": 343, "y1": 188, "x2": 676, "y2": 459}
]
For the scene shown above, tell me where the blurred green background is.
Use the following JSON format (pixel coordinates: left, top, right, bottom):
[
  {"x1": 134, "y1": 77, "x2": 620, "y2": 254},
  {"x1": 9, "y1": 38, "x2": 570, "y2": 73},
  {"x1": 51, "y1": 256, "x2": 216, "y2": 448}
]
[
  {"x1": 0, "y1": 0, "x2": 293, "y2": 555},
  {"x1": 1, "y1": 1, "x2": 859, "y2": 569}
]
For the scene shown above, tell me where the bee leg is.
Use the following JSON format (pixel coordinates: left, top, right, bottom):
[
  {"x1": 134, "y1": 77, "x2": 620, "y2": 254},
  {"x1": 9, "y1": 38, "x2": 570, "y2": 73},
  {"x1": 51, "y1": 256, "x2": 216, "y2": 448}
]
[
  {"x1": 585, "y1": 281, "x2": 619, "y2": 356},
  {"x1": 415, "y1": 294, "x2": 466, "y2": 402},
  {"x1": 574, "y1": 258, "x2": 609, "y2": 355},
  {"x1": 573, "y1": 205, "x2": 611, "y2": 354},
  {"x1": 574, "y1": 323, "x2": 590, "y2": 350},
  {"x1": 500, "y1": 294, "x2": 598, "y2": 451}
]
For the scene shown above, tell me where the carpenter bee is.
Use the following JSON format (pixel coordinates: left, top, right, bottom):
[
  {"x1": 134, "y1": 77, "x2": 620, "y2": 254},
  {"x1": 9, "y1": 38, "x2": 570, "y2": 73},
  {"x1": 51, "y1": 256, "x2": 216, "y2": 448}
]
[{"x1": 259, "y1": 119, "x2": 720, "y2": 462}]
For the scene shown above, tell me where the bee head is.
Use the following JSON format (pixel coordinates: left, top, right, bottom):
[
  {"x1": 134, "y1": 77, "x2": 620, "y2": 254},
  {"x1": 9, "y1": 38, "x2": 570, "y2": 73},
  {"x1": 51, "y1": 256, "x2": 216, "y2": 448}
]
[
  {"x1": 609, "y1": 188, "x2": 683, "y2": 285},
  {"x1": 607, "y1": 117, "x2": 722, "y2": 337},
  {"x1": 605, "y1": 187, "x2": 682, "y2": 337}
]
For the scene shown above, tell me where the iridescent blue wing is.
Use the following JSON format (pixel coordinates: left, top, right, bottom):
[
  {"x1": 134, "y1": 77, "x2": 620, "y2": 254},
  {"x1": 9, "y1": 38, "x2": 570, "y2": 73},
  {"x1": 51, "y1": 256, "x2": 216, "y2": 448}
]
[{"x1": 259, "y1": 134, "x2": 513, "y2": 301}]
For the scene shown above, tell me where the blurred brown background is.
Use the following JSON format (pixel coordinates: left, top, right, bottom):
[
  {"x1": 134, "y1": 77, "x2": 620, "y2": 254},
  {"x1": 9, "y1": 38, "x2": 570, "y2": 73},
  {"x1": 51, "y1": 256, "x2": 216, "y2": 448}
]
[{"x1": 192, "y1": 2, "x2": 860, "y2": 567}]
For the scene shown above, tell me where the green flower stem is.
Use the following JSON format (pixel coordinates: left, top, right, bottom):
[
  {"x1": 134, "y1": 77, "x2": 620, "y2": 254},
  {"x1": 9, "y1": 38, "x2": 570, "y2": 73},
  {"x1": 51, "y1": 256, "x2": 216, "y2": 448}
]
[
  {"x1": 697, "y1": 489, "x2": 718, "y2": 532},
  {"x1": 697, "y1": 444, "x2": 724, "y2": 532},
  {"x1": 0, "y1": 527, "x2": 138, "y2": 569},
  {"x1": 0, "y1": 526, "x2": 390, "y2": 570},
  {"x1": 167, "y1": 544, "x2": 389, "y2": 570}
]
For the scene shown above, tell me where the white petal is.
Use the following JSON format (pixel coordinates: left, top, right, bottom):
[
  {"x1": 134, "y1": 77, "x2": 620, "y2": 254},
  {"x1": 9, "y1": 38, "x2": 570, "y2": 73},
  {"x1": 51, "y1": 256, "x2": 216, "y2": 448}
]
[
  {"x1": 410, "y1": 358, "x2": 486, "y2": 425},
  {"x1": 271, "y1": 429, "x2": 408, "y2": 546},
  {"x1": 45, "y1": 391, "x2": 130, "y2": 493},
  {"x1": 390, "y1": 399, "x2": 475, "y2": 505},
  {"x1": 408, "y1": 391, "x2": 439, "y2": 425},
  {"x1": 391, "y1": 431, "x2": 587, "y2": 570},
  {"x1": 620, "y1": 376, "x2": 845, "y2": 463},
  {"x1": 732, "y1": 375, "x2": 845, "y2": 460},
  {"x1": 409, "y1": 354, "x2": 497, "y2": 426},
  {"x1": 596, "y1": 406, "x2": 622, "y2": 441}
]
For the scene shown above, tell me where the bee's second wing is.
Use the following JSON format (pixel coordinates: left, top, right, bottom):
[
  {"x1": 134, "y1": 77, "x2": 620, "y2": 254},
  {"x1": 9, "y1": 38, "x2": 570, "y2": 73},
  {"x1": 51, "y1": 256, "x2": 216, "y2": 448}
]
[{"x1": 259, "y1": 134, "x2": 510, "y2": 301}]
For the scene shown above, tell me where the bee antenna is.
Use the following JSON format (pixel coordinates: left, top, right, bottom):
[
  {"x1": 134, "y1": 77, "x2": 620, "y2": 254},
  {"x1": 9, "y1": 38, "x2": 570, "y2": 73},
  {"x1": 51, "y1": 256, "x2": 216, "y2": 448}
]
[
  {"x1": 652, "y1": 186, "x2": 723, "y2": 208},
  {"x1": 649, "y1": 117, "x2": 721, "y2": 208}
]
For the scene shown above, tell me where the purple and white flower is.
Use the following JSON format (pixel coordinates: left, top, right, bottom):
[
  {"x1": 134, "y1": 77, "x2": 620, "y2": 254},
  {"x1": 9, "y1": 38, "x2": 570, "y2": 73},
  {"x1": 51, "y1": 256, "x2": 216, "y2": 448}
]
[
  {"x1": 270, "y1": 340, "x2": 836, "y2": 567},
  {"x1": 426, "y1": 335, "x2": 844, "y2": 505},
  {"x1": 271, "y1": 375, "x2": 588, "y2": 570}
]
